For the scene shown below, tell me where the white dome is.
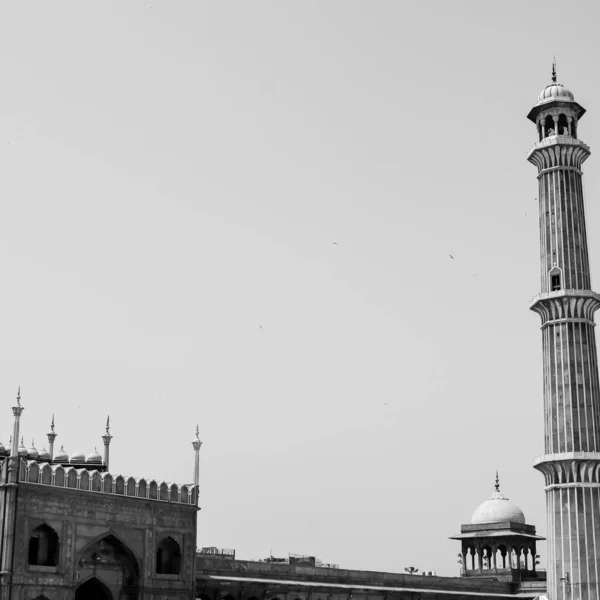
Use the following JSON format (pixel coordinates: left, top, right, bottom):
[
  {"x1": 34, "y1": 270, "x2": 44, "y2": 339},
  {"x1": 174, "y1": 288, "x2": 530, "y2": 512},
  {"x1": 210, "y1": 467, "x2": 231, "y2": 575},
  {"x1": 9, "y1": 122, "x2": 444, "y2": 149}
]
[
  {"x1": 538, "y1": 83, "x2": 574, "y2": 103},
  {"x1": 70, "y1": 451, "x2": 85, "y2": 462},
  {"x1": 54, "y1": 446, "x2": 69, "y2": 462},
  {"x1": 86, "y1": 448, "x2": 103, "y2": 464},
  {"x1": 471, "y1": 490, "x2": 526, "y2": 525}
]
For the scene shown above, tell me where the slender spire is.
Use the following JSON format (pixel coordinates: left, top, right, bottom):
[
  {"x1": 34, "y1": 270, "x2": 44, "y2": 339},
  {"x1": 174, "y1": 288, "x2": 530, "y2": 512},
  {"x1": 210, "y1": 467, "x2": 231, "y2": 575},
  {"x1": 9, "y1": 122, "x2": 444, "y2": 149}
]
[
  {"x1": 552, "y1": 58, "x2": 557, "y2": 83},
  {"x1": 495, "y1": 470, "x2": 500, "y2": 492},
  {"x1": 102, "y1": 415, "x2": 113, "y2": 471},
  {"x1": 192, "y1": 425, "x2": 203, "y2": 505},
  {"x1": 47, "y1": 414, "x2": 57, "y2": 461}
]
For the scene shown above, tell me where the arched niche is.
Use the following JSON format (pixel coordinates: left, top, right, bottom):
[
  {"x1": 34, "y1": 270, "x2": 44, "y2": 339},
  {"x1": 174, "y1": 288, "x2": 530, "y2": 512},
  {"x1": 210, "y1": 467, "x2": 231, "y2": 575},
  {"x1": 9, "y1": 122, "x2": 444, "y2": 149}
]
[
  {"x1": 156, "y1": 536, "x2": 181, "y2": 574},
  {"x1": 28, "y1": 523, "x2": 59, "y2": 566}
]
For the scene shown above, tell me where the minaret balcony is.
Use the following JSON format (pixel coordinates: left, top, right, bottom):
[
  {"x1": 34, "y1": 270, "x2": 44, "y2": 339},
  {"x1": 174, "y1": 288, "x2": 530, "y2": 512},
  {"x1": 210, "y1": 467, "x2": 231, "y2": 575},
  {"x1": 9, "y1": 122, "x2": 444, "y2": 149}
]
[
  {"x1": 534, "y1": 452, "x2": 600, "y2": 486},
  {"x1": 527, "y1": 135, "x2": 590, "y2": 170},
  {"x1": 530, "y1": 288, "x2": 600, "y2": 308},
  {"x1": 528, "y1": 134, "x2": 589, "y2": 156}
]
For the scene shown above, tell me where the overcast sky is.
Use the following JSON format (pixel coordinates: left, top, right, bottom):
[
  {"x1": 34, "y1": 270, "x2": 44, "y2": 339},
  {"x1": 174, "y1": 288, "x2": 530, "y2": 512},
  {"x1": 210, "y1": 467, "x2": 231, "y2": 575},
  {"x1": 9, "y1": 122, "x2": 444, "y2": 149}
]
[{"x1": 2, "y1": 0, "x2": 600, "y2": 576}]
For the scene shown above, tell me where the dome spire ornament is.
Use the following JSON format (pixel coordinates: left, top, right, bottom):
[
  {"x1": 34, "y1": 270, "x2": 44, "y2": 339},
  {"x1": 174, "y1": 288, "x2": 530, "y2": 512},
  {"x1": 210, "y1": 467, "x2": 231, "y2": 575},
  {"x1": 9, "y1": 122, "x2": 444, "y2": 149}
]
[
  {"x1": 552, "y1": 58, "x2": 557, "y2": 83},
  {"x1": 495, "y1": 470, "x2": 500, "y2": 492}
]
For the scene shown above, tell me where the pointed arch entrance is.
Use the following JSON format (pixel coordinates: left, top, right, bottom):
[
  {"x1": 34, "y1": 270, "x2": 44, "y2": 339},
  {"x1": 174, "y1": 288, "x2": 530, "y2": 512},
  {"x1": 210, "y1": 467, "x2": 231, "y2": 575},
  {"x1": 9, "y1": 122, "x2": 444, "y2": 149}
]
[
  {"x1": 75, "y1": 577, "x2": 112, "y2": 600},
  {"x1": 76, "y1": 534, "x2": 140, "y2": 599}
]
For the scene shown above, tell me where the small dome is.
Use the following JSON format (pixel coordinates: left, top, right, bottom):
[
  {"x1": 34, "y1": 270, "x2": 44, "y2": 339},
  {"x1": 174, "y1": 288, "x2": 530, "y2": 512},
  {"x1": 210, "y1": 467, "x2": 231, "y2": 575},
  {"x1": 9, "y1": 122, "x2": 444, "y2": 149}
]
[
  {"x1": 538, "y1": 83, "x2": 575, "y2": 103},
  {"x1": 18, "y1": 439, "x2": 28, "y2": 457},
  {"x1": 54, "y1": 446, "x2": 68, "y2": 462},
  {"x1": 0, "y1": 441, "x2": 5, "y2": 455},
  {"x1": 70, "y1": 451, "x2": 86, "y2": 463},
  {"x1": 471, "y1": 488, "x2": 526, "y2": 525},
  {"x1": 86, "y1": 448, "x2": 103, "y2": 464},
  {"x1": 27, "y1": 444, "x2": 39, "y2": 460},
  {"x1": 38, "y1": 447, "x2": 51, "y2": 461}
]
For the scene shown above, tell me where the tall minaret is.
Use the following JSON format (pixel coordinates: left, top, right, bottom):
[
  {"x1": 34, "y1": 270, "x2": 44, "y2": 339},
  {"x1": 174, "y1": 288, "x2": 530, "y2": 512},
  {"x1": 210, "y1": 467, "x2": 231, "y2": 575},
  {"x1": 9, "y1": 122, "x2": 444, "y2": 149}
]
[{"x1": 528, "y1": 66, "x2": 600, "y2": 600}]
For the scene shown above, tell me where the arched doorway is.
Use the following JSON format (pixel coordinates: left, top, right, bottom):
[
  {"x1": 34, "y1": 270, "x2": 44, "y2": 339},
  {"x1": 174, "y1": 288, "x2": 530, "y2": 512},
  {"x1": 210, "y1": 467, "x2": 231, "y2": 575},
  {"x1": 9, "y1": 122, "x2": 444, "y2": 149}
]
[
  {"x1": 75, "y1": 577, "x2": 113, "y2": 600},
  {"x1": 76, "y1": 534, "x2": 140, "y2": 599}
]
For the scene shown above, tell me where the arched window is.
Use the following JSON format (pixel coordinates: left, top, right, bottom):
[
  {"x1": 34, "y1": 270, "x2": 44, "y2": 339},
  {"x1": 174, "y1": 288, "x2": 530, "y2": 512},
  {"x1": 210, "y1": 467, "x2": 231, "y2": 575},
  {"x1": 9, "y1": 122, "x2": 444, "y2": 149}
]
[
  {"x1": 558, "y1": 114, "x2": 569, "y2": 135},
  {"x1": 550, "y1": 267, "x2": 562, "y2": 291},
  {"x1": 28, "y1": 524, "x2": 59, "y2": 566},
  {"x1": 544, "y1": 115, "x2": 556, "y2": 137},
  {"x1": 75, "y1": 576, "x2": 112, "y2": 600},
  {"x1": 156, "y1": 536, "x2": 181, "y2": 574}
]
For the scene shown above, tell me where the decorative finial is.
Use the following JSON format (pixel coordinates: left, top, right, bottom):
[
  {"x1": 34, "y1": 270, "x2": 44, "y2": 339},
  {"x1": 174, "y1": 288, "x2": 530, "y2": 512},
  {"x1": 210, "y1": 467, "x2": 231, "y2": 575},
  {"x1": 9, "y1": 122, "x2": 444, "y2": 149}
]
[
  {"x1": 192, "y1": 425, "x2": 203, "y2": 451},
  {"x1": 106, "y1": 415, "x2": 110, "y2": 434},
  {"x1": 51, "y1": 413, "x2": 55, "y2": 433},
  {"x1": 495, "y1": 470, "x2": 500, "y2": 492},
  {"x1": 31, "y1": 438, "x2": 35, "y2": 447},
  {"x1": 16, "y1": 386, "x2": 21, "y2": 406},
  {"x1": 20, "y1": 436, "x2": 24, "y2": 446},
  {"x1": 552, "y1": 58, "x2": 557, "y2": 83}
]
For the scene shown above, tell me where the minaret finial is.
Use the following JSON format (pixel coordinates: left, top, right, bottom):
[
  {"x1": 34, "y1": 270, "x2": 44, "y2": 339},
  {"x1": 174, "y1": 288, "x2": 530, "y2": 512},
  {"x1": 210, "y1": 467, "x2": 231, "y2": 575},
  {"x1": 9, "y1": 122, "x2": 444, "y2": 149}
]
[
  {"x1": 16, "y1": 386, "x2": 21, "y2": 407},
  {"x1": 106, "y1": 415, "x2": 110, "y2": 434},
  {"x1": 552, "y1": 58, "x2": 557, "y2": 83},
  {"x1": 495, "y1": 470, "x2": 500, "y2": 492},
  {"x1": 51, "y1": 413, "x2": 55, "y2": 433}
]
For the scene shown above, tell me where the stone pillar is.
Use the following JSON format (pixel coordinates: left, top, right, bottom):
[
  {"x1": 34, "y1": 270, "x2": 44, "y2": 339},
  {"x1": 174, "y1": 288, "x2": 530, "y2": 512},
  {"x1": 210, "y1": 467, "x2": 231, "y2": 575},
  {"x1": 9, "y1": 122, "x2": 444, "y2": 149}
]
[
  {"x1": 192, "y1": 425, "x2": 203, "y2": 505},
  {"x1": 47, "y1": 414, "x2": 57, "y2": 461},
  {"x1": 0, "y1": 390, "x2": 24, "y2": 600},
  {"x1": 102, "y1": 415, "x2": 112, "y2": 471}
]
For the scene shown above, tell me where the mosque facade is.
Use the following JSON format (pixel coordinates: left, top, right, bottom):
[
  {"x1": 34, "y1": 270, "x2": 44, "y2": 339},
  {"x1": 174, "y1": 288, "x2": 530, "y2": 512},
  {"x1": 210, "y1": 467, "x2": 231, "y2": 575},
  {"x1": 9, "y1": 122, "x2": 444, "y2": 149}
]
[{"x1": 0, "y1": 72, "x2": 595, "y2": 600}]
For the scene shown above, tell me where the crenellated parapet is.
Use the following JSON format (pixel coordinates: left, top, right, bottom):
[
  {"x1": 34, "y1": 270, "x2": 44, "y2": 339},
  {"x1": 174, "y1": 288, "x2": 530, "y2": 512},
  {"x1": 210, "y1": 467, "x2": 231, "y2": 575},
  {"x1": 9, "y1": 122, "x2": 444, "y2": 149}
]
[
  {"x1": 18, "y1": 458, "x2": 198, "y2": 505},
  {"x1": 530, "y1": 289, "x2": 600, "y2": 328},
  {"x1": 534, "y1": 452, "x2": 600, "y2": 487},
  {"x1": 527, "y1": 136, "x2": 590, "y2": 172}
]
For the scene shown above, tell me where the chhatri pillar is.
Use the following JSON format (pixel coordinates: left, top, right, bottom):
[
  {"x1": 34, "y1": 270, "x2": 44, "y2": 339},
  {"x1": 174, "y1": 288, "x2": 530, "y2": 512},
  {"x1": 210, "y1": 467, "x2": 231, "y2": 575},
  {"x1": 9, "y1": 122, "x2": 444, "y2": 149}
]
[{"x1": 528, "y1": 65, "x2": 600, "y2": 600}]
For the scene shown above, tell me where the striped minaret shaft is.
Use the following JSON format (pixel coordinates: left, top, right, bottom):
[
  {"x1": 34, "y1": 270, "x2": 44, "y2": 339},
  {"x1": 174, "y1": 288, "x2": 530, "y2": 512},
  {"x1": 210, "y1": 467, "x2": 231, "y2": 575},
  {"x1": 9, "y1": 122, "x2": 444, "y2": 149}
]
[{"x1": 529, "y1": 74, "x2": 600, "y2": 600}]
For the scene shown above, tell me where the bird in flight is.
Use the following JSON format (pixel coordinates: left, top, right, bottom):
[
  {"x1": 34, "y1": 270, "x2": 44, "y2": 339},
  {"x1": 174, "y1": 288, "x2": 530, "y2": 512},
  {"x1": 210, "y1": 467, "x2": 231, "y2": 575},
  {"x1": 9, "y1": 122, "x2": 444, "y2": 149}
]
[
  {"x1": 333, "y1": 242, "x2": 338, "y2": 245},
  {"x1": 259, "y1": 325, "x2": 263, "y2": 330},
  {"x1": 449, "y1": 254, "x2": 454, "y2": 259}
]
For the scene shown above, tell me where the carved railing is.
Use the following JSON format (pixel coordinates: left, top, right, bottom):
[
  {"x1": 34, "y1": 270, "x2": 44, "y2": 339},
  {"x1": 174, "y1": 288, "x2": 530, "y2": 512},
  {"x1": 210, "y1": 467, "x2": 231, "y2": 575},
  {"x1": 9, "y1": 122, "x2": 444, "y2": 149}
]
[{"x1": 18, "y1": 459, "x2": 198, "y2": 505}]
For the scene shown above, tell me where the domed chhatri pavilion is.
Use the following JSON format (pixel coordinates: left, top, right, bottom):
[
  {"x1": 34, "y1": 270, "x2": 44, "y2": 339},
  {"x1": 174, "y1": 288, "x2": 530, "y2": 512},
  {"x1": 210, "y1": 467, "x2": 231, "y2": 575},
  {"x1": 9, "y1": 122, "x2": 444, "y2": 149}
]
[{"x1": 451, "y1": 474, "x2": 544, "y2": 577}]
